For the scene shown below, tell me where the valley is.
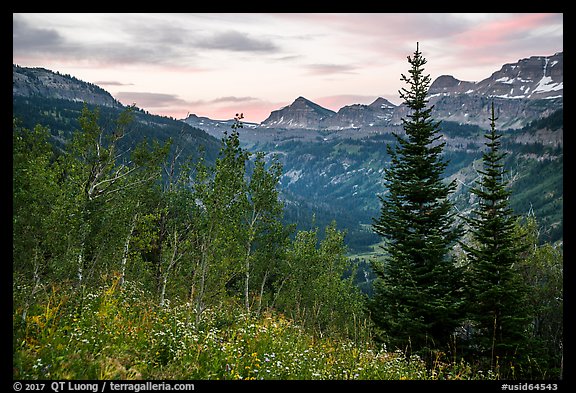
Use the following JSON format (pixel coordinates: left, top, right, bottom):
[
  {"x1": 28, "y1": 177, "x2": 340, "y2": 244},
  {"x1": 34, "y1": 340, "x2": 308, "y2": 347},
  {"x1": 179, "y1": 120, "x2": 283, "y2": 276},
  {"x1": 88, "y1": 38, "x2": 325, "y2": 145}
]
[
  {"x1": 12, "y1": 52, "x2": 564, "y2": 256},
  {"x1": 185, "y1": 107, "x2": 563, "y2": 255}
]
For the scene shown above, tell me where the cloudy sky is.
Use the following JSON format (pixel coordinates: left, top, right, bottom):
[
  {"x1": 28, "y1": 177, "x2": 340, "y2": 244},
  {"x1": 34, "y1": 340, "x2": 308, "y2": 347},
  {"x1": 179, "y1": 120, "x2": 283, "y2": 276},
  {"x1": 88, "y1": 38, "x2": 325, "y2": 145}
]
[{"x1": 13, "y1": 13, "x2": 563, "y2": 123}]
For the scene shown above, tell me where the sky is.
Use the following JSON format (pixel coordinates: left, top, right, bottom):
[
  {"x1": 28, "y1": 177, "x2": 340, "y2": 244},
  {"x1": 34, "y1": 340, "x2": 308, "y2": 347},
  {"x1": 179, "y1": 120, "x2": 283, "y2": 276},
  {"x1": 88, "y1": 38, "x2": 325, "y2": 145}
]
[{"x1": 13, "y1": 13, "x2": 563, "y2": 124}]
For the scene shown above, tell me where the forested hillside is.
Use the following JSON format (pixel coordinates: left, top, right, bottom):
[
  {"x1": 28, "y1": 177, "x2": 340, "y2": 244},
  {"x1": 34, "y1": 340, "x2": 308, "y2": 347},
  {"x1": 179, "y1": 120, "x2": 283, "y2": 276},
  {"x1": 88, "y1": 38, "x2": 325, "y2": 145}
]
[
  {"x1": 243, "y1": 109, "x2": 563, "y2": 255},
  {"x1": 13, "y1": 95, "x2": 221, "y2": 165}
]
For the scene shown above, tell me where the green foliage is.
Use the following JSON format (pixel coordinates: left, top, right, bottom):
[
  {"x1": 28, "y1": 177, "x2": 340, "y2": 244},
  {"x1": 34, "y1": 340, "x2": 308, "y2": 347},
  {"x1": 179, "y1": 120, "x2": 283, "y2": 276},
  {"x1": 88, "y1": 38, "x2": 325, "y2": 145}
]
[
  {"x1": 13, "y1": 120, "x2": 61, "y2": 276},
  {"x1": 506, "y1": 156, "x2": 563, "y2": 244},
  {"x1": 14, "y1": 100, "x2": 370, "y2": 338},
  {"x1": 514, "y1": 216, "x2": 563, "y2": 379},
  {"x1": 12, "y1": 95, "x2": 220, "y2": 164},
  {"x1": 519, "y1": 108, "x2": 563, "y2": 132},
  {"x1": 13, "y1": 277, "x2": 494, "y2": 380},
  {"x1": 274, "y1": 222, "x2": 367, "y2": 339}
]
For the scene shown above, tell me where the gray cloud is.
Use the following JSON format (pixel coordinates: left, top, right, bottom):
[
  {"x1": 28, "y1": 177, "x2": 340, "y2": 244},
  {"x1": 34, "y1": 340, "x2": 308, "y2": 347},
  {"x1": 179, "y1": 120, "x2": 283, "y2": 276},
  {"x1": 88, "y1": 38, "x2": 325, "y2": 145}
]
[
  {"x1": 186, "y1": 96, "x2": 261, "y2": 106},
  {"x1": 13, "y1": 14, "x2": 180, "y2": 67},
  {"x1": 93, "y1": 81, "x2": 134, "y2": 86},
  {"x1": 196, "y1": 30, "x2": 279, "y2": 53},
  {"x1": 92, "y1": 43, "x2": 179, "y2": 66},
  {"x1": 119, "y1": 19, "x2": 189, "y2": 46},
  {"x1": 13, "y1": 14, "x2": 280, "y2": 68},
  {"x1": 274, "y1": 54, "x2": 301, "y2": 62},
  {"x1": 113, "y1": 92, "x2": 259, "y2": 112},
  {"x1": 13, "y1": 15, "x2": 65, "y2": 53},
  {"x1": 115, "y1": 92, "x2": 188, "y2": 108}
]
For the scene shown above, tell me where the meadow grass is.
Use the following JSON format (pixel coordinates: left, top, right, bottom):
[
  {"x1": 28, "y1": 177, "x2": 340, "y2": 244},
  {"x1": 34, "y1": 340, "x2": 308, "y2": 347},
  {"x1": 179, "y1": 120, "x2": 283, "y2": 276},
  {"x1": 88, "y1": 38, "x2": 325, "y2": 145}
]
[{"x1": 13, "y1": 277, "x2": 497, "y2": 380}]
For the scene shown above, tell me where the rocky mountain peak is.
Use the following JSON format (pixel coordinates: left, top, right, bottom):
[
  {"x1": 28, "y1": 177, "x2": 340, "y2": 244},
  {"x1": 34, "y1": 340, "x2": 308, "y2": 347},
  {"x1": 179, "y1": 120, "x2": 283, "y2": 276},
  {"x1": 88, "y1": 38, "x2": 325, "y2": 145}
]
[
  {"x1": 425, "y1": 52, "x2": 562, "y2": 129},
  {"x1": 428, "y1": 52, "x2": 563, "y2": 101},
  {"x1": 428, "y1": 75, "x2": 475, "y2": 95},
  {"x1": 260, "y1": 96, "x2": 336, "y2": 129},
  {"x1": 322, "y1": 97, "x2": 396, "y2": 130},
  {"x1": 368, "y1": 97, "x2": 397, "y2": 110},
  {"x1": 292, "y1": 96, "x2": 312, "y2": 106},
  {"x1": 478, "y1": 52, "x2": 563, "y2": 99}
]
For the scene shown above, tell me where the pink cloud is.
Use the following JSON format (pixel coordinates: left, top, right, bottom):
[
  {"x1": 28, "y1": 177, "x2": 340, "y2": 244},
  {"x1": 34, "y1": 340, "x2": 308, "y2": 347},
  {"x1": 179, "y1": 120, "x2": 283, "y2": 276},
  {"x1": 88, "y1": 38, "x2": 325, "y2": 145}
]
[{"x1": 454, "y1": 13, "x2": 560, "y2": 49}]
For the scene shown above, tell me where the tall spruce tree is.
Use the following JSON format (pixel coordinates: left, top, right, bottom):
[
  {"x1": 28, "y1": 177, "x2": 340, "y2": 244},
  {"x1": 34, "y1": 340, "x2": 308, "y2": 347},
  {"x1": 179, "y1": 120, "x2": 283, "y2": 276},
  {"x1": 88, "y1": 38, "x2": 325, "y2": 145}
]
[
  {"x1": 370, "y1": 43, "x2": 463, "y2": 353},
  {"x1": 462, "y1": 102, "x2": 530, "y2": 368}
]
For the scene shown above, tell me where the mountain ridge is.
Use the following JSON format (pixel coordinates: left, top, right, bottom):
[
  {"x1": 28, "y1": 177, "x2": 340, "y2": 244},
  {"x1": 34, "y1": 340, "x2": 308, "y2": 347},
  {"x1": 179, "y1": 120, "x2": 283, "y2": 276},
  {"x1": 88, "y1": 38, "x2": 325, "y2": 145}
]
[
  {"x1": 260, "y1": 96, "x2": 337, "y2": 129},
  {"x1": 14, "y1": 51, "x2": 562, "y2": 133},
  {"x1": 13, "y1": 64, "x2": 123, "y2": 108},
  {"x1": 184, "y1": 52, "x2": 562, "y2": 132}
]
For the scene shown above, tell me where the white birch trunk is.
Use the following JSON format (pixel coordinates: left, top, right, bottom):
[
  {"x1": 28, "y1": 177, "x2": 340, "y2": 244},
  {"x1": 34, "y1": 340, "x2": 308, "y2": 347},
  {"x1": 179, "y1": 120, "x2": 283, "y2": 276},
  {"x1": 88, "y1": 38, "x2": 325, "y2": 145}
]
[
  {"x1": 244, "y1": 207, "x2": 259, "y2": 313},
  {"x1": 120, "y1": 203, "x2": 139, "y2": 287},
  {"x1": 257, "y1": 269, "x2": 269, "y2": 314},
  {"x1": 159, "y1": 230, "x2": 180, "y2": 307},
  {"x1": 77, "y1": 240, "x2": 85, "y2": 288}
]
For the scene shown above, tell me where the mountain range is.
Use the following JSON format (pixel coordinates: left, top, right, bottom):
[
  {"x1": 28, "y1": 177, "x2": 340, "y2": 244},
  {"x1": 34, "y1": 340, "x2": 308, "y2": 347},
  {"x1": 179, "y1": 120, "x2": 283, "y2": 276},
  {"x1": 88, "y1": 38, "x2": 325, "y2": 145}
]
[
  {"x1": 12, "y1": 52, "x2": 563, "y2": 260},
  {"x1": 184, "y1": 52, "x2": 562, "y2": 133},
  {"x1": 13, "y1": 52, "x2": 563, "y2": 135}
]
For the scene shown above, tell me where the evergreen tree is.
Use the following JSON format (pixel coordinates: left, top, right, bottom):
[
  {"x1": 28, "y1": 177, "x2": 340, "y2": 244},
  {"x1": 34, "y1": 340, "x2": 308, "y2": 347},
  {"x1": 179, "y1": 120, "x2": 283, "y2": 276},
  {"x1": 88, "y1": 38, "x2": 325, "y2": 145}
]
[
  {"x1": 370, "y1": 43, "x2": 463, "y2": 353},
  {"x1": 461, "y1": 102, "x2": 530, "y2": 369}
]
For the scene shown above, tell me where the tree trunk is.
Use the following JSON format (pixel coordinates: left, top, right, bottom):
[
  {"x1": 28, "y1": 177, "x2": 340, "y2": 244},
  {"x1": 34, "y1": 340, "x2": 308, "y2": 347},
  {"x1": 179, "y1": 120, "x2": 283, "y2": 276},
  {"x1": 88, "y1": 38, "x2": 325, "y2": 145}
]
[
  {"x1": 159, "y1": 275, "x2": 168, "y2": 308},
  {"x1": 244, "y1": 247, "x2": 251, "y2": 313},
  {"x1": 120, "y1": 204, "x2": 139, "y2": 287},
  {"x1": 22, "y1": 246, "x2": 43, "y2": 324},
  {"x1": 257, "y1": 269, "x2": 269, "y2": 314},
  {"x1": 244, "y1": 208, "x2": 258, "y2": 313},
  {"x1": 159, "y1": 230, "x2": 179, "y2": 307},
  {"x1": 77, "y1": 240, "x2": 85, "y2": 288},
  {"x1": 195, "y1": 239, "x2": 208, "y2": 324}
]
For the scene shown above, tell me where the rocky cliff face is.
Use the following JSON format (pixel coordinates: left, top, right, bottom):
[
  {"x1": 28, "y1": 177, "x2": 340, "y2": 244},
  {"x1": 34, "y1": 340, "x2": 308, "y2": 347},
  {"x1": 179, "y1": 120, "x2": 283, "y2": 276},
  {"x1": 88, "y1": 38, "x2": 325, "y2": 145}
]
[
  {"x1": 261, "y1": 96, "x2": 336, "y2": 129},
  {"x1": 429, "y1": 52, "x2": 563, "y2": 100},
  {"x1": 322, "y1": 98, "x2": 397, "y2": 130},
  {"x1": 13, "y1": 64, "x2": 122, "y2": 108},
  {"x1": 424, "y1": 52, "x2": 563, "y2": 129},
  {"x1": 260, "y1": 96, "x2": 397, "y2": 130},
  {"x1": 257, "y1": 53, "x2": 562, "y2": 131}
]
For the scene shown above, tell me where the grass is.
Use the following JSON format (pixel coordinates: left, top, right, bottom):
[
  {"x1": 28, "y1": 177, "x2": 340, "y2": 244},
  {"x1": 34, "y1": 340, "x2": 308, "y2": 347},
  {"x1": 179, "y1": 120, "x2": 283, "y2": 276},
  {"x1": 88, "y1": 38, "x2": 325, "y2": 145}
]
[{"x1": 13, "y1": 276, "x2": 497, "y2": 381}]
